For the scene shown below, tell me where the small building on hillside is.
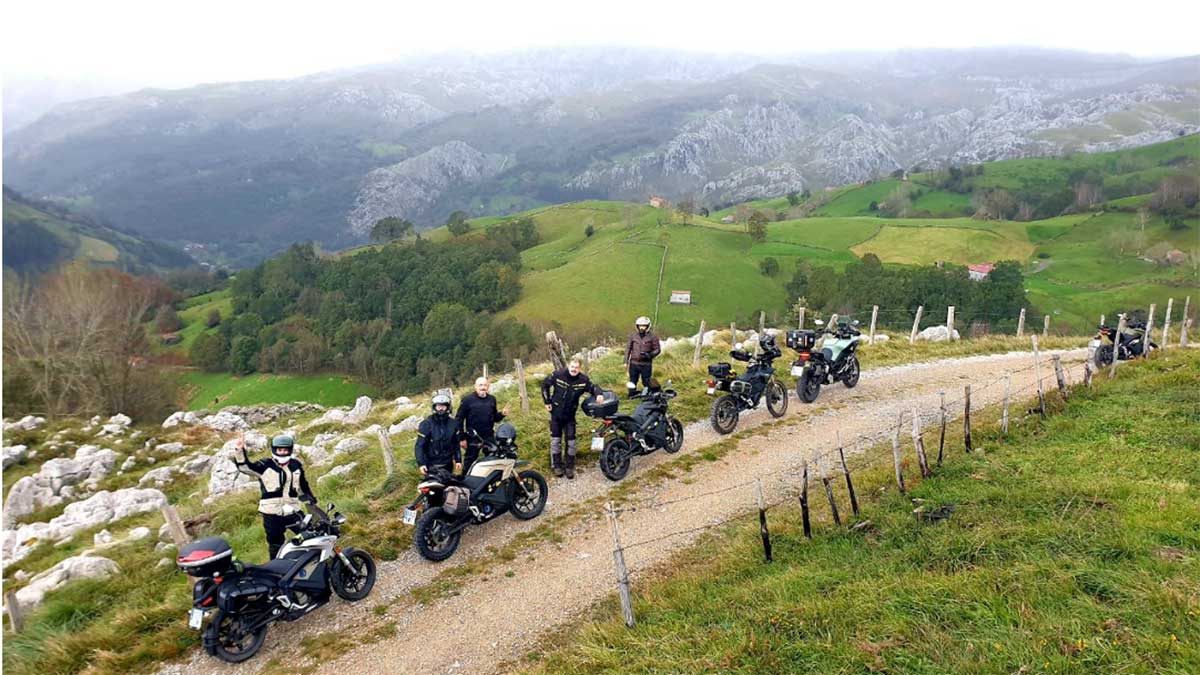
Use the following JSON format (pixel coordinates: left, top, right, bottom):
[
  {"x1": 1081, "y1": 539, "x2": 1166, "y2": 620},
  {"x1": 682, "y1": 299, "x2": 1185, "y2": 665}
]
[
  {"x1": 648, "y1": 195, "x2": 669, "y2": 209},
  {"x1": 669, "y1": 290, "x2": 692, "y2": 305},
  {"x1": 720, "y1": 215, "x2": 735, "y2": 224},
  {"x1": 967, "y1": 263, "x2": 995, "y2": 281}
]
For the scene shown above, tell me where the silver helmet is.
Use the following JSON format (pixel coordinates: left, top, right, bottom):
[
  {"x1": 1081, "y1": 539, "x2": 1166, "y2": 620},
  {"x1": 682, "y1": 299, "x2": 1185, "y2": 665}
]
[{"x1": 431, "y1": 393, "x2": 452, "y2": 417}]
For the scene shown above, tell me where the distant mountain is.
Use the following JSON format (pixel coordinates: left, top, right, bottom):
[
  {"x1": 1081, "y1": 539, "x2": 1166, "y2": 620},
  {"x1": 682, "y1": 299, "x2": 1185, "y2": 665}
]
[
  {"x1": 4, "y1": 48, "x2": 1197, "y2": 266},
  {"x1": 2, "y1": 186, "x2": 194, "y2": 274}
]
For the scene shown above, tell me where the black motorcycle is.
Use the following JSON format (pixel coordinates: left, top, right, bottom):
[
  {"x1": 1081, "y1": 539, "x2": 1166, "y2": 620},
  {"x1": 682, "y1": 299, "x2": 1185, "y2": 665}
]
[
  {"x1": 788, "y1": 319, "x2": 863, "y2": 403},
  {"x1": 1093, "y1": 319, "x2": 1155, "y2": 367},
  {"x1": 178, "y1": 503, "x2": 376, "y2": 663},
  {"x1": 405, "y1": 424, "x2": 548, "y2": 562},
  {"x1": 583, "y1": 386, "x2": 684, "y2": 481},
  {"x1": 705, "y1": 333, "x2": 789, "y2": 435}
]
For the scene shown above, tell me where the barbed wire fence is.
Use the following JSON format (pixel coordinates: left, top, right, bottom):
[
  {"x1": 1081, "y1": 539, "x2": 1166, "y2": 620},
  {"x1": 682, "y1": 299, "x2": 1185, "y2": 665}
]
[{"x1": 598, "y1": 337, "x2": 1133, "y2": 627}]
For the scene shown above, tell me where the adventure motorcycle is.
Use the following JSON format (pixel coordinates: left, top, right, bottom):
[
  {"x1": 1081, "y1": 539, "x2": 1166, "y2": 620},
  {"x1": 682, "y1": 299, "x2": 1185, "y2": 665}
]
[
  {"x1": 583, "y1": 385, "x2": 684, "y2": 481},
  {"x1": 1093, "y1": 318, "x2": 1155, "y2": 367},
  {"x1": 705, "y1": 334, "x2": 789, "y2": 435},
  {"x1": 177, "y1": 503, "x2": 376, "y2": 663},
  {"x1": 788, "y1": 319, "x2": 863, "y2": 403},
  {"x1": 404, "y1": 425, "x2": 547, "y2": 562}
]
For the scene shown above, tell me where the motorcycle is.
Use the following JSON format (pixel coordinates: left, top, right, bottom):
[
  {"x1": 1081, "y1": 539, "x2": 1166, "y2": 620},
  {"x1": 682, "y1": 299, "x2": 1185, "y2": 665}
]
[
  {"x1": 705, "y1": 333, "x2": 789, "y2": 435},
  {"x1": 404, "y1": 424, "x2": 547, "y2": 562},
  {"x1": 1093, "y1": 318, "x2": 1155, "y2": 366},
  {"x1": 788, "y1": 319, "x2": 863, "y2": 403},
  {"x1": 177, "y1": 502, "x2": 376, "y2": 663},
  {"x1": 583, "y1": 385, "x2": 684, "y2": 481}
]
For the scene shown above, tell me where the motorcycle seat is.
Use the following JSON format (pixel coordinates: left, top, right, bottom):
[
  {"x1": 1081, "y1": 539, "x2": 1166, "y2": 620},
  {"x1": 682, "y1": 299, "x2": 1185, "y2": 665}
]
[
  {"x1": 246, "y1": 557, "x2": 301, "y2": 579},
  {"x1": 459, "y1": 474, "x2": 489, "y2": 490}
]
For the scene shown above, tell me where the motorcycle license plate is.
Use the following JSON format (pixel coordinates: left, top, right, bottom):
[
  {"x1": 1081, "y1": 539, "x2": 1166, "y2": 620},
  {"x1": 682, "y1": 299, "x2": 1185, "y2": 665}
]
[
  {"x1": 1089, "y1": 339, "x2": 1101, "y2": 349},
  {"x1": 188, "y1": 608, "x2": 207, "y2": 630},
  {"x1": 402, "y1": 508, "x2": 417, "y2": 526},
  {"x1": 706, "y1": 387, "x2": 715, "y2": 395},
  {"x1": 790, "y1": 365, "x2": 805, "y2": 377},
  {"x1": 591, "y1": 436, "x2": 605, "y2": 451}
]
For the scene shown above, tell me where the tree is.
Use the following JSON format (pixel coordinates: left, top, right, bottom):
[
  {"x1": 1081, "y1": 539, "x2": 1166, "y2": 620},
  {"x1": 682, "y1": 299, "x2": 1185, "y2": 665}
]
[
  {"x1": 230, "y1": 335, "x2": 259, "y2": 375},
  {"x1": 584, "y1": 223, "x2": 595, "y2": 237},
  {"x1": 446, "y1": 211, "x2": 470, "y2": 236},
  {"x1": 786, "y1": 191, "x2": 801, "y2": 207},
  {"x1": 759, "y1": 257, "x2": 779, "y2": 276},
  {"x1": 676, "y1": 197, "x2": 696, "y2": 224},
  {"x1": 879, "y1": 186, "x2": 912, "y2": 217},
  {"x1": 371, "y1": 216, "x2": 414, "y2": 243},
  {"x1": 189, "y1": 332, "x2": 229, "y2": 371},
  {"x1": 206, "y1": 308, "x2": 222, "y2": 328},
  {"x1": 155, "y1": 304, "x2": 181, "y2": 333},
  {"x1": 747, "y1": 211, "x2": 769, "y2": 242}
]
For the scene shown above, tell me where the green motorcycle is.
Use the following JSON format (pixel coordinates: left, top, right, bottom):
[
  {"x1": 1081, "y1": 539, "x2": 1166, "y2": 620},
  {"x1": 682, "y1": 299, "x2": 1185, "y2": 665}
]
[{"x1": 786, "y1": 319, "x2": 862, "y2": 403}]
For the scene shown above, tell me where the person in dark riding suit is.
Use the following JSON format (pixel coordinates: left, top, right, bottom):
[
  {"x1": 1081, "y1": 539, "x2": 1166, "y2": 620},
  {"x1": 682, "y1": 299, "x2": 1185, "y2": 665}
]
[
  {"x1": 234, "y1": 434, "x2": 317, "y2": 560},
  {"x1": 625, "y1": 316, "x2": 661, "y2": 399},
  {"x1": 456, "y1": 376, "x2": 510, "y2": 473},
  {"x1": 540, "y1": 358, "x2": 605, "y2": 479},
  {"x1": 415, "y1": 393, "x2": 462, "y2": 478}
]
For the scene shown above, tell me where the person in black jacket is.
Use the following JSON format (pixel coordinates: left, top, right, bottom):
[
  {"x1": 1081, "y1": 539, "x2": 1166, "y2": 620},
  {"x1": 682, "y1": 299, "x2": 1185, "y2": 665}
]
[
  {"x1": 234, "y1": 433, "x2": 317, "y2": 560},
  {"x1": 456, "y1": 377, "x2": 510, "y2": 473},
  {"x1": 625, "y1": 316, "x2": 661, "y2": 398},
  {"x1": 540, "y1": 358, "x2": 605, "y2": 479},
  {"x1": 414, "y1": 393, "x2": 462, "y2": 477}
]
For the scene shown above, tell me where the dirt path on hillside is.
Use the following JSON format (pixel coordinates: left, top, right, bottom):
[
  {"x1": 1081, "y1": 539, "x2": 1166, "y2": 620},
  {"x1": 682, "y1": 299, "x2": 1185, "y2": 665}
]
[{"x1": 159, "y1": 348, "x2": 1087, "y2": 675}]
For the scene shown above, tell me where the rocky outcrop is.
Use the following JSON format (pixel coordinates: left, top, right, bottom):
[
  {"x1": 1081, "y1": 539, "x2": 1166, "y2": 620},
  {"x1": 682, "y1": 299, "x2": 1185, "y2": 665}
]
[
  {"x1": 14, "y1": 555, "x2": 120, "y2": 608},
  {"x1": 390, "y1": 415, "x2": 423, "y2": 435},
  {"x1": 4, "y1": 445, "x2": 118, "y2": 527},
  {"x1": 2, "y1": 488, "x2": 168, "y2": 566},
  {"x1": 917, "y1": 325, "x2": 962, "y2": 342},
  {"x1": 2, "y1": 445, "x2": 28, "y2": 469},
  {"x1": 5, "y1": 416, "x2": 46, "y2": 432},
  {"x1": 318, "y1": 463, "x2": 357, "y2": 484}
]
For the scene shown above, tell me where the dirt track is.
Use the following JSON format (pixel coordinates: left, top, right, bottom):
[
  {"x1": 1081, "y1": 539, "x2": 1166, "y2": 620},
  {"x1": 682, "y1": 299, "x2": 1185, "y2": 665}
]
[{"x1": 159, "y1": 348, "x2": 1088, "y2": 675}]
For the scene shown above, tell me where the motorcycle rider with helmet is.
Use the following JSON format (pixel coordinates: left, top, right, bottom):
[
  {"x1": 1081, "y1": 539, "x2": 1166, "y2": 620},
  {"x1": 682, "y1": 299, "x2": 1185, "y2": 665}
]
[
  {"x1": 625, "y1": 316, "x2": 661, "y2": 399},
  {"x1": 414, "y1": 393, "x2": 462, "y2": 478},
  {"x1": 234, "y1": 433, "x2": 317, "y2": 559},
  {"x1": 540, "y1": 358, "x2": 605, "y2": 479}
]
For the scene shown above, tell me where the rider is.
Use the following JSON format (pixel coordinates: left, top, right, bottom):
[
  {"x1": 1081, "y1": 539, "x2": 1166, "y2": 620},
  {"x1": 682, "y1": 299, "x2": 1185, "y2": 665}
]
[
  {"x1": 625, "y1": 316, "x2": 661, "y2": 399},
  {"x1": 541, "y1": 358, "x2": 605, "y2": 479},
  {"x1": 414, "y1": 393, "x2": 462, "y2": 478},
  {"x1": 234, "y1": 434, "x2": 317, "y2": 560},
  {"x1": 456, "y1": 377, "x2": 510, "y2": 474}
]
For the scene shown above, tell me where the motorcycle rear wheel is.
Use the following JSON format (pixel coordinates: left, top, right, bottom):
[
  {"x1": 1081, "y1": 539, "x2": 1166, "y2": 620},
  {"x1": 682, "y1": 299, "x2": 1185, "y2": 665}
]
[
  {"x1": 204, "y1": 609, "x2": 268, "y2": 663},
  {"x1": 765, "y1": 380, "x2": 788, "y2": 417},
  {"x1": 414, "y1": 507, "x2": 461, "y2": 562},
  {"x1": 511, "y1": 470, "x2": 549, "y2": 519},
  {"x1": 665, "y1": 417, "x2": 685, "y2": 453},
  {"x1": 331, "y1": 548, "x2": 376, "y2": 601},
  {"x1": 600, "y1": 438, "x2": 632, "y2": 480},
  {"x1": 1094, "y1": 344, "x2": 1114, "y2": 367},
  {"x1": 709, "y1": 395, "x2": 739, "y2": 435},
  {"x1": 797, "y1": 370, "x2": 821, "y2": 403}
]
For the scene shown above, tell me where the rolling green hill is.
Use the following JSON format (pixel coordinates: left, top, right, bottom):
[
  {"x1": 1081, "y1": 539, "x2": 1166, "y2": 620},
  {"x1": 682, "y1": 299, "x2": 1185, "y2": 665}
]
[{"x1": 2, "y1": 187, "x2": 194, "y2": 275}]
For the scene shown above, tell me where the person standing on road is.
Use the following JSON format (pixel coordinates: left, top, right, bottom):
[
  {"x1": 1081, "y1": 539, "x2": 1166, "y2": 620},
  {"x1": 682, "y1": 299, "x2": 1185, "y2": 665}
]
[
  {"x1": 456, "y1": 376, "x2": 510, "y2": 473},
  {"x1": 234, "y1": 433, "x2": 317, "y2": 560},
  {"x1": 414, "y1": 393, "x2": 462, "y2": 478},
  {"x1": 625, "y1": 316, "x2": 661, "y2": 398},
  {"x1": 540, "y1": 358, "x2": 604, "y2": 479}
]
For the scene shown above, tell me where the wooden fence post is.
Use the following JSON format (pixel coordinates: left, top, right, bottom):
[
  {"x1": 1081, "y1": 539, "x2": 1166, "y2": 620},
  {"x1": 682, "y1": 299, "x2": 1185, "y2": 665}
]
[
  {"x1": 1161, "y1": 298, "x2": 1174, "y2": 351},
  {"x1": 692, "y1": 320, "x2": 706, "y2": 367},
  {"x1": 1146, "y1": 303, "x2": 1157, "y2": 347},
  {"x1": 545, "y1": 331, "x2": 568, "y2": 372},
  {"x1": 755, "y1": 479, "x2": 773, "y2": 562},
  {"x1": 837, "y1": 433, "x2": 859, "y2": 517},
  {"x1": 868, "y1": 305, "x2": 879, "y2": 344},
  {"x1": 514, "y1": 359, "x2": 530, "y2": 413},
  {"x1": 161, "y1": 504, "x2": 189, "y2": 547},
  {"x1": 798, "y1": 307, "x2": 806, "y2": 330},
  {"x1": 375, "y1": 430, "x2": 396, "y2": 477},
  {"x1": 1001, "y1": 374, "x2": 1011, "y2": 435},
  {"x1": 911, "y1": 408, "x2": 931, "y2": 477},
  {"x1": 1016, "y1": 308, "x2": 1026, "y2": 337},
  {"x1": 1100, "y1": 314, "x2": 1106, "y2": 328},
  {"x1": 1052, "y1": 355, "x2": 1068, "y2": 400},
  {"x1": 1109, "y1": 315, "x2": 1126, "y2": 379},
  {"x1": 1043, "y1": 314, "x2": 1050, "y2": 338},
  {"x1": 1032, "y1": 335, "x2": 1047, "y2": 417},
  {"x1": 730, "y1": 322, "x2": 737, "y2": 345},
  {"x1": 910, "y1": 305, "x2": 924, "y2": 344},
  {"x1": 963, "y1": 385, "x2": 973, "y2": 452},
  {"x1": 1083, "y1": 357, "x2": 1094, "y2": 387},
  {"x1": 799, "y1": 460, "x2": 812, "y2": 538},
  {"x1": 819, "y1": 459, "x2": 841, "y2": 526},
  {"x1": 947, "y1": 306, "x2": 956, "y2": 340},
  {"x1": 605, "y1": 502, "x2": 636, "y2": 628},
  {"x1": 1181, "y1": 297, "x2": 1191, "y2": 347},
  {"x1": 4, "y1": 589, "x2": 24, "y2": 633},
  {"x1": 759, "y1": 311, "x2": 766, "y2": 335},
  {"x1": 937, "y1": 391, "x2": 947, "y2": 466},
  {"x1": 482, "y1": 363, "x2": 489, "y2": 379},
  {"x1": 891, "y1": 411, "x2": 907, "y2": 493}
]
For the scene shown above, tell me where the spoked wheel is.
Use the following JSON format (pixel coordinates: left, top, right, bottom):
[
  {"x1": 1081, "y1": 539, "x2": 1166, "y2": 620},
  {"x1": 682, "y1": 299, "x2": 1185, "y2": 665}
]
[
  {"x1": 797, "y1": 370, "x2": 821, "y2": 403},
  {"x1": 664, "y1": 417, "x2": 685, "y2": 453},
  {"x1": 842, "y1": 356, "x2": 860, "y2": 388},
  {"x1": 204, "y1": 609, "x2": 268, "y2": 663},
  {"x1": 414, "y1": 507, "x2": 461, "y2": 562},
  {"x1": 331, "y1": 548, "x2": 376, "y2": 601},
  {"x1": 765, "y1": 380, "x2": 788, "y2": 417},
  {"x1": 511, "y1": 470, "x2": 548, "y2": 519},
  {"x1": 600, "y1": 438, "x2": 632, "y2": 481},
  {"x1": 1094, "y1": 344, "x2": 1114, "y2": 368},
  {"x1": 709, "y1": 395, "x2": 740, "y2": 435}
]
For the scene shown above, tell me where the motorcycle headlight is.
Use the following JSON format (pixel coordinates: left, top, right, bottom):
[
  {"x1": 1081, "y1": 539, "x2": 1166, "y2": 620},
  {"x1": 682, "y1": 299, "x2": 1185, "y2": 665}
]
[{"x1": 333, "y1": 513, "x2": 347, "y2": 525}]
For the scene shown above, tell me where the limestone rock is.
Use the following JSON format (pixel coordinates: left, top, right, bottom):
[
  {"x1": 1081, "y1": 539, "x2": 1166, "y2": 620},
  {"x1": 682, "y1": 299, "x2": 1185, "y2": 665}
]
[
  {"x1": 5, "y1": 415, "x2": 46, "y2": 432},
  {"x1": 318, "y1": 462, "x2": 357, "y2": 484},
  {"x1": 390, "y1": 415, "x2": 423, "y2": 435},
  {"x1": 139, "y1": 466, "x2": 179, "y2": 487},
  {"x1": 345, "y1": 396, "x2": 373, "y2": 424},
  {"x1": 156, "y1": 442, "x2": 186, "y2": 454},
  {"x1": 2, "y1": 488, "x2": 167, "y2": 566},
  {"x1": 917, "y1": 325, "x2": 961, "y2": 342},
  {"x1": 15, "y1": 555, "x2": 120, "y2": 608},
  {"x1": 200, "y1": 411, "x2": 249, "y2": 433},
  {"x1": 334, "y1": 437, "x2": 367, "y2": 455},
  {"x1": 2, "y1": 445, "x2": 28, "y2": 469}
]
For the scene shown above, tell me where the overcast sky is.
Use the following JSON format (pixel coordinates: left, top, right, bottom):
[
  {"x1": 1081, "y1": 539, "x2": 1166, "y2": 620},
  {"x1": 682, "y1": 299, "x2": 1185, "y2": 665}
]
[{"x1": 4, "y1": 0, "x2": 1198, "y2": 88}]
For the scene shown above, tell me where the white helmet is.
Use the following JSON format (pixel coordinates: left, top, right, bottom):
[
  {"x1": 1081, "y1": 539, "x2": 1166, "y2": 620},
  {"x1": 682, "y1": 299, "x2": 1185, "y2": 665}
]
[
  {"x1": 431, "y1": 393, "x2": 452, "y2": 417},
  {"x1": 635, "y1": 316, "x2": 651, "y2": 329}
]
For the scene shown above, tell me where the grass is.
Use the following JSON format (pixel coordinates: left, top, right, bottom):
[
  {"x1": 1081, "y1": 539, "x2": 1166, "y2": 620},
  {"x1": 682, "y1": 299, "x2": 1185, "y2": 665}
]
[
  {"x1": 164, "y1": 287, "x2": 233, "y2": 354},
  {"x1": 852, "y1": 223, "x2": 1034, "y2": 265},
  {"x1": 518, "y1": 350, "x2": 1200, "y2": 675},
  {"x1": 180, "y1": 371, "x2": 375, "y2": 410}
]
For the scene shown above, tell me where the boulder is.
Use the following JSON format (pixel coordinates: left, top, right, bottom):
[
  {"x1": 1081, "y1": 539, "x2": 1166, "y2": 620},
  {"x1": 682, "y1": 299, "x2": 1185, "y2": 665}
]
[
  {"x1": 2, "y1": 445, "x2": 28, "y2": 469},
  {"x1": 156, "y1": 442, "x2": 187, "y2": 454},
  {"x1": 874, "y1": 334, "x2": 891, "y2": 343},
  {"x1": 180, "y1": 455, "x2": 214, "y2": 476},
  {"x1": 393, "y1": 397, "x2": 418, "y2": 414},
  {"x1": 308, "y1": 408, "x2": 348, "y2": 427},
  {"x1": 200, "y1": 411, "x2": 249, "y2": 433},
  {"x1": 917, "y1": 325, "x2": 960, "y2": 342},
  {"x1": 318, "y1": 462, "x2": 357, "y2": 484},
  {"x1": 699, "y1": 329, "x2": 719, "y2": 346},
  {"x1": 389, "y1": 415, "x2": 423, "y2": 435},
  {"x1": 162, "y1": 410, "x2": 204, "y2": 429},
  {"x1": 15, "y1": 555, "x2": 120, "y2": 608},
  {"x1": 94, "y1": 529, "x2": 114, "y2": 546},
  {"x1": 205, "y1": 451, "x2": 257, "y2": 503},
  {"x1": 489, "y1": 374, "x2": 518, "y2": 394},
  {"x1": 3, "y1": 446, "x2": 117, "y2": 527},
  {"x1": 127, "y1": 526, "x2": 151, "y2": 541},
  {"x1": 2, "y1": 488, "x2": 168, "y2": 566},
  {"x1": 334, "y1": 437, "x2": 367, "y2": 455},
  {"x1": 313, "y1": 433, "x2": 340, "y2": 448},
  {"x1": 344, "y1": 396, "x2": 373, "y2": 425},
  {"x1": 298, "y1": 445, "x2": 331, "y2": 467},
  {"x1": 138, "y1": 466, "x2": 179, "y2": 487},
  {"x1": 119, "y1": 456, "x2": 137, "y2": 472},
  {"x1": 362, "y1": 424, "x2": 383, "y2": 437},
  {"x1": 4, "y1": 415, "x2": 46, "y2": 432},
  {"x1": 107, "y1": 414, "x2": 133, "y2": 428},
  {"x1": 587, "y1": 346, "x2": 611, "y2": 362}
]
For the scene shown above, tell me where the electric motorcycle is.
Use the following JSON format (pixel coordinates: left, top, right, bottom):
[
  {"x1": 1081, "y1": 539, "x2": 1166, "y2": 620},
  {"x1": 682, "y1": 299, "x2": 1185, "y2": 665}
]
[
  {"x1": 404, "y1": 424, "x2": 547, "y2": 562},
  {"x1": 1092, "y1": 318, "x2": 1155, "y2": 367},
  {"x1": 584, "y1": 385, "x2": 684, "y2": 481},
  {"x1": 178, "y1": 503, "x2": 376, "y2": 663},
  {"x1": 705, "y1": 333, "x2": 789, "y2": 435},
  {"x1": 789, "y1": 319, "x2": 862, "y2": 403}
]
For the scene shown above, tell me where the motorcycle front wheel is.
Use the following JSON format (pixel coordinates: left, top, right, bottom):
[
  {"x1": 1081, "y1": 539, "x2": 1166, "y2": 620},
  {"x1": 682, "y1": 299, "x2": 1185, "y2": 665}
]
[
  {"x1": 842, "y1": 355, "x2": 861, "y2": 388},
  {"x1": 331, "y1": 548, "x2": 376, "y2": 601},
  {"x1": 204, "y1": 609, "x2": 268, "y2": 663},
  {"x1": 414, "y1": 507, "x2": 461, "y2": 562},
  {"x1": 709, "y1": 395, "x2": 740, "y2": 435},
  {"x1": 600, "y1": 437, "x2": 632, "y2": 480},
  {"x1": 1094, "y1": 344, "x2": 1114, "y2": 367},
  {"x1": 665, "y1": 417, "x2": 685, "y2": 453},
  {"x1": 765, "y1": 380, "x2": 788, "y2": 417},
  {"x1": 510, "y1": 470, "x2": 549, "y2": 519},
  {"x1": 797, "y1": 370, "x2": 821, "y2": 403}
]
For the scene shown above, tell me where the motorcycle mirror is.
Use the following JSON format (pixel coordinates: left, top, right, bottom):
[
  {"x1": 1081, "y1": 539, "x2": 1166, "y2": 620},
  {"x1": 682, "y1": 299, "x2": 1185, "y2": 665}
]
[
  {"x1": 852, "y1": 320, "x2": 860, "y2": 326},
  {"x1": 734, "y1": 342, "x2": 743, "y2": 350},
  {"x1": 327, "y1": 502, "x2": 335, "y2": 512}
]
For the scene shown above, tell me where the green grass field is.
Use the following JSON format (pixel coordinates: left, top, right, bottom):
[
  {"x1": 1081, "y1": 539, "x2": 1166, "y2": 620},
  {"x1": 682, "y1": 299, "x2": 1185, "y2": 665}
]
[
  {"x1": 520, "y1": 350, "x2": 1200, "y2": 675},
  {"x1": 180, "y1": 371, "x2": 374, "y2": 409}
]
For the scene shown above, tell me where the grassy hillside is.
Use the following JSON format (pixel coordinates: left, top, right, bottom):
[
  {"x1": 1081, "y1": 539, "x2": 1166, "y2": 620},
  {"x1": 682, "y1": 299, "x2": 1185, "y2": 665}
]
[
  {"x1": 2, "y1": 187, "x2": 194, "y2": 274},
  {"x1": 180, "y1": 371, "x2": 375, "y2": 410},
  {"x1": 521, "y1": 351, "x2": 1200, "y2": 675}
]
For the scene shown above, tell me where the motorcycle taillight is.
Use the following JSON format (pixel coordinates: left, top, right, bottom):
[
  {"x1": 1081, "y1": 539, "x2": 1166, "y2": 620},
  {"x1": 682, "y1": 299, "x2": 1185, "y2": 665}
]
[
  {"x1": 706, "y1": 379, "x2": 715, "y2": 387},
  {"x1": 799, "y1": 352, "x2": 810, "y2": 361},
  {"x1": 603, "y1": 419, "x2": 613, "y2": 425}
]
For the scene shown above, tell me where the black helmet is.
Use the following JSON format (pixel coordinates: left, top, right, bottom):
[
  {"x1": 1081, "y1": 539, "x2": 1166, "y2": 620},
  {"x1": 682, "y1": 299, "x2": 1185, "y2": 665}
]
[{"x1": 496, "y1": 422, "x2": 517, "y2": 447}]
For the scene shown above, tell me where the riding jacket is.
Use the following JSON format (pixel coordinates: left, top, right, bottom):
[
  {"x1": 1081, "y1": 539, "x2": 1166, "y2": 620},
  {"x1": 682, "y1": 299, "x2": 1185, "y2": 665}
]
[
  {"x1": 625, "y1": 330, "x2": 661, "y2": 365},
  {"x1": 541, "y1": 369, "x2": 604, "y2": 420},
  {"x1": 235, "y1": 451, "x2": 315, "y2": 516},
  {"x1": 415, "y1": 413, "x2": 461, "y2": 469}
]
